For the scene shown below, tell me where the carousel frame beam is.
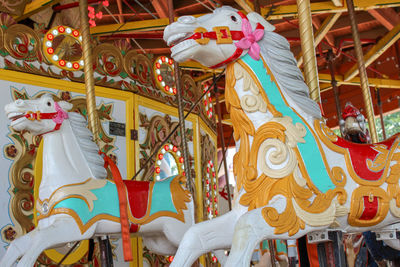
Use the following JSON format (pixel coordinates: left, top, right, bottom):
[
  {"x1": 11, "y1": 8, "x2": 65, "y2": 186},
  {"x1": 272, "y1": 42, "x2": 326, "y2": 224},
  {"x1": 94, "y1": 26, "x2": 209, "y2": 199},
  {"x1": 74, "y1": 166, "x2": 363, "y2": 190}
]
[
  {"x1": 344, "y1": 22, "x2": 400, "y2": 81},
  {"x1": 368, "y1": 8, "x2": 400, "y2": 30},
  {"x1": 319, "y1": 73, "x2": 400, "y2": 90},
  {"x1": 90, "y1": 13, "x2": 207, "y2": 35},
  {"x1": 135, "y1": 48, "x2": 170, "y2": 54},
  {"x1": 234, "y1": 0, "x2": 254, "y2": 13},
  {"x1": 179, "y1": 61, "x2": 223, "y2": 72},
  {"x1": 90, "y1": 17, "x2": 170, "y2": 35},
  {"x1": 116, "y1": 0, "x2": 125, "y2": 23},
  {"x1": 151, "y1": 0, "x2": 169, "y2": 18},
  {"x1": 263, "y1": 0, "x2": 400, "y2": 20},
  {"x1": 312, "y1": 16, "x2": 335, "y2": 46},
  {"x1": 331, "y1": 0, "x2": 343, "y2": 7},
  {"x1": 14, "y1": 0, "x2": 62, "y2": 21}
]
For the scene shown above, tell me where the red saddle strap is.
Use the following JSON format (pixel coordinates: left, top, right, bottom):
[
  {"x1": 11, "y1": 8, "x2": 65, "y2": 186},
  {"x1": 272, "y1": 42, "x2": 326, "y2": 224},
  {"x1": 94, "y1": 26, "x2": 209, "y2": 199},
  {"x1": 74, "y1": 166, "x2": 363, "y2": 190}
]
[{"x1": 100, "y1": 152, "x2": 132, "y2": 262}]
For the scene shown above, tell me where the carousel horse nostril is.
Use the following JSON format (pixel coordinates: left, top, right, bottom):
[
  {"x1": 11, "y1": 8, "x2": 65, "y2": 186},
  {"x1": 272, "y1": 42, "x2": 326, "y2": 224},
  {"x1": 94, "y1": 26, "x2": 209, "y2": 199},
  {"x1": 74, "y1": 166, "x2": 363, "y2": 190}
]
[{"x1": 178, "y1": 16, "x2": 196, "y2": 24}]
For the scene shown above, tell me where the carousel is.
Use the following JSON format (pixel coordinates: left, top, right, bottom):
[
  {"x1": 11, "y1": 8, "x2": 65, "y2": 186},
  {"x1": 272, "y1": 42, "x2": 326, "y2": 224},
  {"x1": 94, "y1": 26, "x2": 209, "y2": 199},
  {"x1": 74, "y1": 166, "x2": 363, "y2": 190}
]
[{"x1": 0, "y1": 0, "x2": 400, "y2": 266}]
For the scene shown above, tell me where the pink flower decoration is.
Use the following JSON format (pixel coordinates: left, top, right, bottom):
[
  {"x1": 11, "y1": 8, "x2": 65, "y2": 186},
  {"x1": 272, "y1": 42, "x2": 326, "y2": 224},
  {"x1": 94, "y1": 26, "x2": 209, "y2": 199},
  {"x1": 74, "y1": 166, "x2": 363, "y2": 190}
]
[
  {"x1": 88, "y1": 6, "x2": 94, "y2": 12},
  {"x1": 53, "y1": 102, "x2": 69, "y2": 125},
  {"x1": 96, "y1": 11, "x2": 103, "y2": 19},
  {"x1": 235, "y1": 19, "x2": 264, "y2": 60},
  {"x1": 102, "y1": 0, "x2": 109, "y2": 7},
  {"x1": 88, "y1": 13, "x2": 95, "y2": 19},
  {"x1": 89, "y1": 19, "x2": 96, "y2": 27}
]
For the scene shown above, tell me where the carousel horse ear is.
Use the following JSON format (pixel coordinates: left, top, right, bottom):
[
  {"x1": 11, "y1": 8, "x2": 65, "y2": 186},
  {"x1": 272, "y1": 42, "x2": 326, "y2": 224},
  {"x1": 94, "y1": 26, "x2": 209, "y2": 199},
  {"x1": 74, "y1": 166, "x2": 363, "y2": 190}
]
[
  {"x1": 247, "y1": 12, "x2": 275, "y2": 32},
  {"x1": 58, "y1": 101, "x2": 73, "y2": 111}
]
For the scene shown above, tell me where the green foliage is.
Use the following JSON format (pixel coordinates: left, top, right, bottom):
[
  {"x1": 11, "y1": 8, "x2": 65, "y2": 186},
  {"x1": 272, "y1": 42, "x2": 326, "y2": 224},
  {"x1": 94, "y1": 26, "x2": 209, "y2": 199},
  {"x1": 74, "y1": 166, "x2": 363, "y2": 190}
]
[
  {"x1": 331, "y1": 110, "x2": 400, "y2": 141},
  {"x1": 375, "y1": 111, "x2": 400, "y2": 141}
]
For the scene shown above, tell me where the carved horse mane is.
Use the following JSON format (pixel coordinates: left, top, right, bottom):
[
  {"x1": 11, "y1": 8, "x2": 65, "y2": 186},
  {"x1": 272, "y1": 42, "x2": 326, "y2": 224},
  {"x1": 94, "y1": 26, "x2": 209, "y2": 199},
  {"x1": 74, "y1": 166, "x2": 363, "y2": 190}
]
[
  {"x1": 67, "y1": 111, "x2": 107, "y2": 179},
  {"x1": 258, "y1": 30, "x2": 321, "y2": 119}
]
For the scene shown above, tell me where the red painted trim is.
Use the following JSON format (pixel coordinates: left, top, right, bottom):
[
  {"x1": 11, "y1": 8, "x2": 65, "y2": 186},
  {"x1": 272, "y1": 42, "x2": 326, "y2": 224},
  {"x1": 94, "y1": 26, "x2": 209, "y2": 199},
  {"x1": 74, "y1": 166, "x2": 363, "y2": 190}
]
[
  {"x1": 101, "y1": 153, "x2": 133, "y2": 261},
  {"x1": 209, "y1": 48, "x2": 244, "y2": 69},
  {"x1": 123, "y1": 180, "x2": 150, "y2": 219},
  {"x1": 359, "y1": 196, "x2": 378, "y2": 220},
  {"x1": 333, "y1": 134, "x2": 399, "y2": 181}
]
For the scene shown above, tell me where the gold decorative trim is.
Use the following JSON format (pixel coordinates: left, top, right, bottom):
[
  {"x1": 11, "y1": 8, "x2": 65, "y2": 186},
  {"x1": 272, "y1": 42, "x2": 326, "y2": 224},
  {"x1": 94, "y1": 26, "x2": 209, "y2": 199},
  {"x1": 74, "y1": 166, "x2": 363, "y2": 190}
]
[
  {"x1": 40, "y1": 207, "x2": 121, "y2": 234},
  {"x1": 37, "y1": 179, "x2": 107, "y2": 215},
  {"x1": 348, "y1": 186, "x2": 390, "y2": 227}
]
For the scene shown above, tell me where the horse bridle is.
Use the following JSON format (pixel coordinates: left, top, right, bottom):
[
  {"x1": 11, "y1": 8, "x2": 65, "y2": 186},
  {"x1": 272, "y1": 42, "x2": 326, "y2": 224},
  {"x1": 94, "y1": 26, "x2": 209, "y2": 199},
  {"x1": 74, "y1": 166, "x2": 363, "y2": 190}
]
[
  {"x1": 24, "y1": 102, "x2": 68, "y2": 134},
  {"x1": 184, "y1": 11, "x2": 264, "y2": 69}
]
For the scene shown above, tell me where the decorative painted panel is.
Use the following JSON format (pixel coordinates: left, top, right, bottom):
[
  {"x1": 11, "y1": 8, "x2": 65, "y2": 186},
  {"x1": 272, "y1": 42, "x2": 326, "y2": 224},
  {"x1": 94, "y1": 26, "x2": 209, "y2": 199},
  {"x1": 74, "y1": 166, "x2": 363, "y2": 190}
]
[{"x1": 137, "y1": 105, "x2": 194, "y2": 182}]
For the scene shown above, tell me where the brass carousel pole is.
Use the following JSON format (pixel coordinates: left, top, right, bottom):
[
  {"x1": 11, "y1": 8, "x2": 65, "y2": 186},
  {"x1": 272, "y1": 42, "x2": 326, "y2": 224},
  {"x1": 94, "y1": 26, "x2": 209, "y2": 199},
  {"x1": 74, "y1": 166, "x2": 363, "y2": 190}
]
[
  {"x1": 79, "y1": 1, "x2": 109, "y2": 266},
  {"x1": 296, "y1": 0, "x2": 320, "y2": 103},
  {"x1": 167, "y1": 0, "x2": 193, "y2": 192},
  {"x1": 79, "y1": 0, "x2": 99, "y2": 142},
  {"x1": 346, "y1": 0, "x2": 378, "y2": 143},
  {"x1": 296, "y1": 2, "x2": 346, "y2": 266}
]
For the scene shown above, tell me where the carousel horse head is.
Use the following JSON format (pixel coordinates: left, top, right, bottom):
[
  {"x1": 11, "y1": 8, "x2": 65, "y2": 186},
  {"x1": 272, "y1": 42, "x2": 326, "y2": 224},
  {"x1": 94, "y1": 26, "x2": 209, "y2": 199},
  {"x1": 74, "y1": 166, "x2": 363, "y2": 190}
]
[
  {"x1": 5, "y1": 94, "x2": 72, "y2": 136},
  {"x1": 164, "y1": 6, "x2": 275, "y2": 68},
  {"x1": 339, "y1": 102, "x2": 370, "y2": 143}
]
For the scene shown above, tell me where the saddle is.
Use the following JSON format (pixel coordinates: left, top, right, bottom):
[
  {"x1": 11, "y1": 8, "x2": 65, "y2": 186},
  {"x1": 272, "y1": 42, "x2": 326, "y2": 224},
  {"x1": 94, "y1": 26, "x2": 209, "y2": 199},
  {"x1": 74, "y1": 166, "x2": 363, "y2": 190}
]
[
  {"x1": 332, "y1": 133, "x2": 400, "y2": 183},
  {"x1": 122, "y1": 180, "x2": 150, "y2": 232}
]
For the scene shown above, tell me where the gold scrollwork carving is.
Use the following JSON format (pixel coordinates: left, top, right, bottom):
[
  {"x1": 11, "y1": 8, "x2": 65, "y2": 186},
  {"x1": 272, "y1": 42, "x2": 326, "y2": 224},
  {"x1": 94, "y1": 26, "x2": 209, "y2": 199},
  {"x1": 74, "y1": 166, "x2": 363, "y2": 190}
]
[
  {"x1": 5, "y1": 24, "x2": 42, "y2": 61},
  {"x1": 124, "y1": 50, "x2": 154, "y2": 85},
  {"x1": 93, "y1": 43, "x2": 123, "y2": 76},
  {"x1": 227, "y1": 60, "x2": 347, "y2": 235}
]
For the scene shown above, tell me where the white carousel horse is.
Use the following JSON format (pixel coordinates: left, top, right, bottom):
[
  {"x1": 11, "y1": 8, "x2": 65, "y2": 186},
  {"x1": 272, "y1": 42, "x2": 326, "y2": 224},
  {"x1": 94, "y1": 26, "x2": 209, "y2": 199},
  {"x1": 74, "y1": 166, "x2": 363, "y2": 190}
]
[
  {"x1": 164, "y1": 6, "x2": 400, "y2": 266},
  {"x1": 2, "y1": 94, "x2": 194, "y2": 266}
]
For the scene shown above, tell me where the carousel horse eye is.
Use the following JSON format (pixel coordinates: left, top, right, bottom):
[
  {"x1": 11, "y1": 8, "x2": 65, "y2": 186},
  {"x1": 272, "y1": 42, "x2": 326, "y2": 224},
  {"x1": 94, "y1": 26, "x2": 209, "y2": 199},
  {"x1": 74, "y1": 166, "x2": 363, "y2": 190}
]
[
  {"x1": 231, "y1": 16, "x2": 237, "y2": 22},
  {"x1": 47, "y1": 102, "x2": 51, "y2": 107}
]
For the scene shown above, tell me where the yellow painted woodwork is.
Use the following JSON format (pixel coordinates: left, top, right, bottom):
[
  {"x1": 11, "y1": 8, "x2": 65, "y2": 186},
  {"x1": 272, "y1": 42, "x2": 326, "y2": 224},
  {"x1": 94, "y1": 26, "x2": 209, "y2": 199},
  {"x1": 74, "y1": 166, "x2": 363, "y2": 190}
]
[
  {"x1": 90, "y1": 18, "x2": 170, "y2": 36},
  {"x1": 179, "y1": 61, "x2": 223, "y2": 73},
  {"x1": 234, "y1": 0, "x2": 254, "y2": 13},
  {"x1": 263, "y1": 0, "x2": 400, "y2": 19},
  {"x1": 14, "y1": 0, "x2": 62, "y2": 21},
  {"x1": 330, "y1": 0, "x2": 343, "y2": 7},
  {"x1": 129, "y1": 237, "x2": 143, "y2": 267},
  {"x1": 90, "y1": 13, "x2": 205, "y2": 36},
  {"x1": 319, "y1": 73, "x2": 400, "y2": 89}
]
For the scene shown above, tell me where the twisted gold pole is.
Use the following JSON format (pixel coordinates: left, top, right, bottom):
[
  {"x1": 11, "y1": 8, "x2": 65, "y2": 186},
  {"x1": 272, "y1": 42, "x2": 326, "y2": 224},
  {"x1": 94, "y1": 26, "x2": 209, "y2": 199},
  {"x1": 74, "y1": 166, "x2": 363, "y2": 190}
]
[
  {"x1": 79, "y1": 0, "x2": 99, "y2": 143},
  {"x1": 296, "y1": 0, "x2": 320, "y2": 103},
  {"x1": 346, "y1": 0, "x2": 378, "y2": 143}
]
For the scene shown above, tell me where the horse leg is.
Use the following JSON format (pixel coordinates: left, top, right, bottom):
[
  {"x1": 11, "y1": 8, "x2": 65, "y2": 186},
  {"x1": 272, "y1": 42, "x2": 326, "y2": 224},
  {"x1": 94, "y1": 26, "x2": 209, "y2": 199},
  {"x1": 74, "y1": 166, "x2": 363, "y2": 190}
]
[
  {"x1": 0, "y1": 228, "x2": 38, "y2": 267},
  {"x1": 171, "y1": 208, "x2": 244, "y2": 267},
  {"x1": 16, "y1": 217, "x2": 95, "y2": 267},
  {"x1": 225, "y1": 208, "x2": 313, "y2": 267},
  {"x1": 142, "y1": 235, "x2": 177, "y2": 255}
]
